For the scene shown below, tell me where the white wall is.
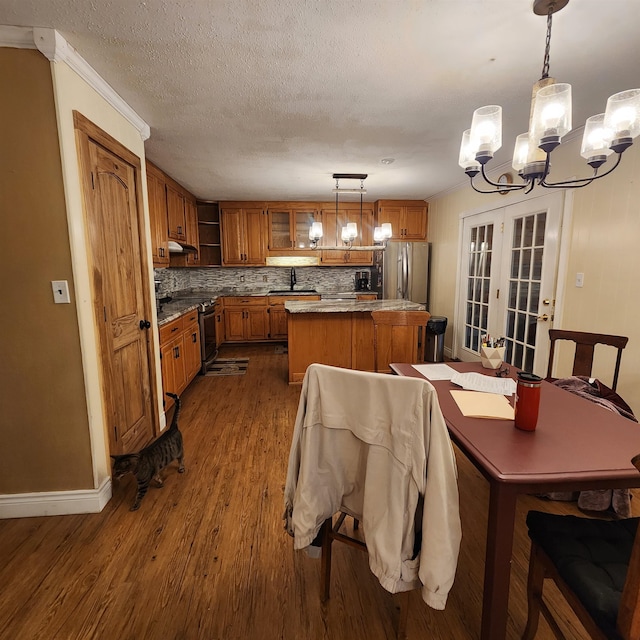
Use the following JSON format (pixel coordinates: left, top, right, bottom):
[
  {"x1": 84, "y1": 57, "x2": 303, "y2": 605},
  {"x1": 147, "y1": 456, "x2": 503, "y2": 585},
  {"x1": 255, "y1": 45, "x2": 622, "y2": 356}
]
[{"x1": 428, "y1": 139, "x2": 640, "y2": 414}]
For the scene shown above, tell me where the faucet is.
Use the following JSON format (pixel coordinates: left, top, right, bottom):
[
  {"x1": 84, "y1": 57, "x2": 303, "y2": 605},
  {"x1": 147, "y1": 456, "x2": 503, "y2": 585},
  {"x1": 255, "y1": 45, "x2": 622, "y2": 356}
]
[{"x1": 290, "y1": 267, "x2": 297, "y2": 291}]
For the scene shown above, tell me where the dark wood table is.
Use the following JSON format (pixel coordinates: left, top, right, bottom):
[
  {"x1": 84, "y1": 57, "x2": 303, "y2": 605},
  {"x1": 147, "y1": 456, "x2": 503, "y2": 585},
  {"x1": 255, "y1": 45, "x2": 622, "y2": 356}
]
[{"x1": 391, "y1": 361, "x2": 640, "y2": 640}]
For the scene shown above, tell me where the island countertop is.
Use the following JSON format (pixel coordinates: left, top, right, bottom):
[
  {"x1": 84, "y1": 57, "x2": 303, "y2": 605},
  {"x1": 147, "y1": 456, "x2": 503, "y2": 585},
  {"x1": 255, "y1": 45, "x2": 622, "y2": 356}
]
[{"x1": 285, "y1": 299, "x2": 425, "y2": 314}]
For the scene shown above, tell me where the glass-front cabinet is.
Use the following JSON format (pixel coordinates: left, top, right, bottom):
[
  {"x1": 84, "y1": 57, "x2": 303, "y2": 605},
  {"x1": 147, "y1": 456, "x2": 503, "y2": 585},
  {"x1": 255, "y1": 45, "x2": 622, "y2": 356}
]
[{"x1": 268, "y1": 206, "x2": 319, "y2": 251}]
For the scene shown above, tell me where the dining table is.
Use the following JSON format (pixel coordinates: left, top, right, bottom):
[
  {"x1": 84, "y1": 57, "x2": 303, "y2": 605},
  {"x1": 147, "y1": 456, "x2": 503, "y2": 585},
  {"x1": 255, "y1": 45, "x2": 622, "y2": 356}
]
[{"x1": 390, "y1": 361, "x2": 640, "y2": 640}]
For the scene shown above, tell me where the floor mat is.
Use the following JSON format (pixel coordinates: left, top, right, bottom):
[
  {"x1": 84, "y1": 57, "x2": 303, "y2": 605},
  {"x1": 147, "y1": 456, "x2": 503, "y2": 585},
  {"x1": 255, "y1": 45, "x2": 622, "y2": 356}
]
[{"x1": 205, "y1": 358, "x2": 249, "y2": 376}]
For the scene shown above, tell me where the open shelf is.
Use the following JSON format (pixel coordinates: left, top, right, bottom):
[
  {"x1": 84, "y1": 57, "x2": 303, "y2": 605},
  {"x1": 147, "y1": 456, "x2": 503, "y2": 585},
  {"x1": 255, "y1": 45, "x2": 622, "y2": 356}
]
[{"x1": 197, "y1": 201, "x2": 222, "y2": 266}]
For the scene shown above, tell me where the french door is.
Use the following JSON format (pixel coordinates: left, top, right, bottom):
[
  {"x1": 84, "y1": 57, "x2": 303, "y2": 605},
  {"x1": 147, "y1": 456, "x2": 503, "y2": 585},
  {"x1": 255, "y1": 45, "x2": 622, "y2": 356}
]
[{"x1": 456, "y1": 193, "x2": 564, "y2": 376}]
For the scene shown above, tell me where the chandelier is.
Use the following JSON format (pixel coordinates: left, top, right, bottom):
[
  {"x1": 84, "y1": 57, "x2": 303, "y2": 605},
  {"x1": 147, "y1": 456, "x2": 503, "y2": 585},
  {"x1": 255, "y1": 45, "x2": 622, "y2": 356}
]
[
  {"x1": 309, "y1": 174, "x2": 392, "y2": 250},
  {"x1": 459, "y1": 0, "x2": 640, "y2": 194}
]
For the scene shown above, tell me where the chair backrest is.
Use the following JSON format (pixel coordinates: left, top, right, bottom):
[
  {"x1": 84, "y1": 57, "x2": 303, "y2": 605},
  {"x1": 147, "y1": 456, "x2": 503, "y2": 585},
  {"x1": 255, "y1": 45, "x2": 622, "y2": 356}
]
[
  {"x1": 546, "y1": 329, "x2": 628, "y2": 391},
  {"x1": 371, "y1": 310, "x2": 431, "y2": 373},
  {"x1": 618, "y1": 454, "x2": 640, "y2": 639}
]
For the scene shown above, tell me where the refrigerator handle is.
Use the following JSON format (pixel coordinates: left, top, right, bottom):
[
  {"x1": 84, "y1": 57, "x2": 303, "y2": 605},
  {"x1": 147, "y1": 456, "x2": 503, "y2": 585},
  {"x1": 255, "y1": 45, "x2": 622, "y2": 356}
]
[{"x1": 401, "y1": 244, "x2": 409, "y2": 299}]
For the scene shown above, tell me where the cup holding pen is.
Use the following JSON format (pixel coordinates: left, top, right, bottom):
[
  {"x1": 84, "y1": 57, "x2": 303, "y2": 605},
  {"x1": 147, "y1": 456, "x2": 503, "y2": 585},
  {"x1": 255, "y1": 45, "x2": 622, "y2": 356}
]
[{"x1": 480, "y1": 345, "x2": 505, "y2": 370}]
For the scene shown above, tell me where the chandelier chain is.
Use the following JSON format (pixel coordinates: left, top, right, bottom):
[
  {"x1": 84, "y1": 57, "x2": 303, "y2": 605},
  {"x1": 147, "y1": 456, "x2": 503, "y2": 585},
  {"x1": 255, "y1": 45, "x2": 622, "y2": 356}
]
[{"x1": 541, "y1": 7, "x2": 553, "y2": 79}]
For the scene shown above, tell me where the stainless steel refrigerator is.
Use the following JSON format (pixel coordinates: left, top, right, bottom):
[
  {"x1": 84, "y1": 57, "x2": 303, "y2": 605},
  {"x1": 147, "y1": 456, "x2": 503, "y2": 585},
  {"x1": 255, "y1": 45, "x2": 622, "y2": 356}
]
[{"x1": 374, "y1": 242, "x2": 431, "y2": 308}]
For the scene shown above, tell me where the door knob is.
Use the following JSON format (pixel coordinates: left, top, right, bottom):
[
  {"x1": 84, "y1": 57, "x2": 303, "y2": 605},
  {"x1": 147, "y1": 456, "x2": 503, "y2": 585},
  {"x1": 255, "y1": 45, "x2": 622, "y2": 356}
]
[
  {"x1": 537, "y1": 314, "x2": 549, "y2": 322},
  {"x1": 139, "y1": 319, "x2": 151, "y2": 330}
]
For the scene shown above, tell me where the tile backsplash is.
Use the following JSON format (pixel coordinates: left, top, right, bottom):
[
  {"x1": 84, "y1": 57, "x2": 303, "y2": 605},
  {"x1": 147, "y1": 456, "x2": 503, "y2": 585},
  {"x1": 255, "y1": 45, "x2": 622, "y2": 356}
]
[{"x1": 154, "y1": 266, "x2": 369, "y2": 297}]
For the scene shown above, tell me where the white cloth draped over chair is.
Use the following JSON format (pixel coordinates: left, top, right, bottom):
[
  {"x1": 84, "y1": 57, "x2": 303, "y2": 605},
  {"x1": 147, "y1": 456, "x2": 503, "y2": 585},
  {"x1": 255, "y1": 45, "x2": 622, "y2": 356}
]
[{"x1": 283, "y1": 363, "x2": 462, "y2": 611}]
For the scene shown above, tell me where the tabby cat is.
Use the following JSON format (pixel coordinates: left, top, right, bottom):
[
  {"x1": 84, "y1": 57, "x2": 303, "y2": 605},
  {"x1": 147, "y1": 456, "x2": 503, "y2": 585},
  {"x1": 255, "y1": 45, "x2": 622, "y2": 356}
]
[{"x1": 111, "y1": 392, "x2": 185, "y2": 511}]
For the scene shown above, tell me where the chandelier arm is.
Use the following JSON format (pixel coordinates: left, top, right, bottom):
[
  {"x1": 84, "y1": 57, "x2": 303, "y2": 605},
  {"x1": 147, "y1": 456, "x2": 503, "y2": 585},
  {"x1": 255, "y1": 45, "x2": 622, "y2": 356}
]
[
  {"x1": 469, "y1": 175, "x2": 527, "y2": 195},
  {"x1": 540, "y1": 153, "x2": 623, "y2": 188},
  {"x1": 479, "y1": 164, "x2": 527, "y2": 190}
]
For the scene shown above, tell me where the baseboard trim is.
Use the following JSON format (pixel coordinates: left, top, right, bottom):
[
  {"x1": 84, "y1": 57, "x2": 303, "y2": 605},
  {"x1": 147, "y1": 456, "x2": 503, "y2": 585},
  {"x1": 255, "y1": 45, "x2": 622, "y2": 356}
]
[{"x1": 0, "y1": 477, "x2": 112, "y2": 519}]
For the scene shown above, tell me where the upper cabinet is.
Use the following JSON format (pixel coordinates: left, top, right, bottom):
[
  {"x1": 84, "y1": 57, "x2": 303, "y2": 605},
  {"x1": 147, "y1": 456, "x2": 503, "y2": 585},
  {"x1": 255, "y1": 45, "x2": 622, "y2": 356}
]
[
  {"x1": 146, "y1": 160, "x2": 200, "y2": 268},
  {"x1": 221, "y1": 204, "x2": 267, "y2": 266},
  {"x1": 267, "y1": 204, "x2": 319, "y2": 252},
  {"x1": 375, "y1": 200, "x2": 428, "y2": 241},
  {"x1": 320, "y1": 205, "x2": 374, "y2": 266},
  {"x1": 146, "y1": 161, "x2": 169, "y2": 267}
]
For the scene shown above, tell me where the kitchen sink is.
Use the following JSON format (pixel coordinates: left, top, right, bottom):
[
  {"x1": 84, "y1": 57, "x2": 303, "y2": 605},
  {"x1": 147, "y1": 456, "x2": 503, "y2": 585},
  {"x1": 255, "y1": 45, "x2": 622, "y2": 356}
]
[{"x1": 268, "y1": 289, "x2": 318, "y2": 294}]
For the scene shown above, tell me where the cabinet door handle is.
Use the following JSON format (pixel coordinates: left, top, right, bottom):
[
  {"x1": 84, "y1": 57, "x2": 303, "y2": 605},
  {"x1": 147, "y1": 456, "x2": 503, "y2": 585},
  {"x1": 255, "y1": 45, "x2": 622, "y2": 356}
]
[
  {"x1": 178, "y1": 225, "x2": 183, "y2": 235},
  {"x1": 192, "y1": 332, "x2": 197, "y2": 343}
]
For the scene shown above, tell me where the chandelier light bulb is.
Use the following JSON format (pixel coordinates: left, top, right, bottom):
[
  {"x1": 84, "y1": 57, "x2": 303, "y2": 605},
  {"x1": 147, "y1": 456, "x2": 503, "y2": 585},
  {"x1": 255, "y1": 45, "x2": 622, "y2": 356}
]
[
  {"x1": 512, "y1": 133, "x2": 530, "y2": 172},
  {"x1": 604, "y1": 89, "x2": 640, "y2": 140}
]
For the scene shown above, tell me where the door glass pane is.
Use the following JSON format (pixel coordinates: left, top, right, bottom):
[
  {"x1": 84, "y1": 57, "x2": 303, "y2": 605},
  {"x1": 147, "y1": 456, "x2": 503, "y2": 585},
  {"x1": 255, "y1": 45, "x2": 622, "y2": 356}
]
[
  {"x1": 294, "y1": 211, "x2": 316, "y2": 248},
  {"x1": 503, "y1": 211, "x2": 547, "y2": 371},
  {"x1": 463, "y1": 223, "x2": 494, "y2": 352},
  {"x1": 270, "y1": 211, "x2": 291, "y2": 249}
]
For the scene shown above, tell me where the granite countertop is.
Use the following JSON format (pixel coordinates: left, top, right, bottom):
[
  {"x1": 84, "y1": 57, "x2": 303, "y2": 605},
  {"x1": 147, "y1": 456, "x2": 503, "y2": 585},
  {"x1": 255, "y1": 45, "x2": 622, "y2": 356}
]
[
  {"x1": 284, "y1": 299, "x2": 425, "y2": 314},
  {"x1": 156, "y1": 289, "x2": 370, "y2": 325}
]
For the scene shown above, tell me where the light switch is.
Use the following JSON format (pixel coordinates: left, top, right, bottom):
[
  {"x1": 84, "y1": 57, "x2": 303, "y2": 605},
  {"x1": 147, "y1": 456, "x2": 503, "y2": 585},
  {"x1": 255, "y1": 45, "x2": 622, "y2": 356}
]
[
  {"x1": 51, "y1": 280, "x2": 71, "y2": 304},
  {"x1": 575, "y1": 272, "x2": 584, "y2": 288}
]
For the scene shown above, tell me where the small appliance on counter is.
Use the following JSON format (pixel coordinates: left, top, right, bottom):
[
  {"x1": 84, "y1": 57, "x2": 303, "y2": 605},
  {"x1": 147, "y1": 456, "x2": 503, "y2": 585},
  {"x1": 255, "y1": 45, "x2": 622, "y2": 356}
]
[{"x1": 355, "y1": 271, "x2": 370, "y2": 291}]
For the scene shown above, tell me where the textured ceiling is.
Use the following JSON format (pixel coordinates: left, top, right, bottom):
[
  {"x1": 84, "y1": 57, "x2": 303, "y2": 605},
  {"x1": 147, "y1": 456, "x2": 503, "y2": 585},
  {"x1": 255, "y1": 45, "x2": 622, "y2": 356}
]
[{"x1": 2, "y1": 0, "x2": 639, "y2": 202}]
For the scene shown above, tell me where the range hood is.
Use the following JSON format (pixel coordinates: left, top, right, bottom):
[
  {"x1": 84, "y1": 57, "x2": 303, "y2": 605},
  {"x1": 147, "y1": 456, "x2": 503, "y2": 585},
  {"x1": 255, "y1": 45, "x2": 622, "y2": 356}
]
[{"x1": 168, "y1": 240, "x2": 198, "y2": 254}]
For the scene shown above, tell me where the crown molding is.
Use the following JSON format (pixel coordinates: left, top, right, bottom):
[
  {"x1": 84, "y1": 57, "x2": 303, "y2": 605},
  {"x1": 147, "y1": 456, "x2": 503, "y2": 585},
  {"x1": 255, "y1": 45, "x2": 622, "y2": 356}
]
[{"x1": 0, "y1": 25, "x2": 150, "y2": 140}]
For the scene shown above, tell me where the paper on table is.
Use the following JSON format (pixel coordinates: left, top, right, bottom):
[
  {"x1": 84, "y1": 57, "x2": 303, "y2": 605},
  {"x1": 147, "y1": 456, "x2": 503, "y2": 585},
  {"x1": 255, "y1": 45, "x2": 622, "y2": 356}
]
[
  {"x1": 450, "y1": 390, "x2": 515, "y2": 420},
  {"x1": 411, "y1": 363, "x2": 458, "y2": 380},
  {"x1": 450, "y1": 371, "x2": 517, "y2": 396}
]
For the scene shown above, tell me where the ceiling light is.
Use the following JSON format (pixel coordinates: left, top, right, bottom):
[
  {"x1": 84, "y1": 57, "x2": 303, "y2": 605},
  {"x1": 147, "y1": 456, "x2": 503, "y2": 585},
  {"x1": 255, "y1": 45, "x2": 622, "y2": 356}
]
[
  {"x1": 381, "y1": 158, "x2": 395, "y2": 165},
  {"x1": 459, "y1": 0, "x2": 640, "y2": 194}
]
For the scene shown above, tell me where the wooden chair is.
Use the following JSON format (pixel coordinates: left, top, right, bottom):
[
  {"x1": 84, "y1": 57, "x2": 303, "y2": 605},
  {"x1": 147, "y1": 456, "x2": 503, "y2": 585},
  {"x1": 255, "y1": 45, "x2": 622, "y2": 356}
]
[
  {"x1": 320, "y1": 514, "x2": 410, "y2": 639},
  {"x1": 546, "y1": 329, "x2": 629, "y2": 391},
  {"x1": 522, "y1": 453, "x2": 640, "y2": 640},
  {"x1": 371, "y1": 310, "x2": 431, "y2": 373}
]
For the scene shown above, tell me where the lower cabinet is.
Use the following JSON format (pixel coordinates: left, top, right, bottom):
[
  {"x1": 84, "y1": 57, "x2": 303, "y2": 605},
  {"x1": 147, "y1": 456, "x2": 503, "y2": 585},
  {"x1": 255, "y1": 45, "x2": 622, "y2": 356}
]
[
  {"x1": 268, "y1": 295, "x2": 321, "y2": 340},
  {"x1": 159, "y1": 310, "x2": 201, "y2": 411},
  {"x1": 223, "y1": 296, "x2": 269, "y2": 342}
]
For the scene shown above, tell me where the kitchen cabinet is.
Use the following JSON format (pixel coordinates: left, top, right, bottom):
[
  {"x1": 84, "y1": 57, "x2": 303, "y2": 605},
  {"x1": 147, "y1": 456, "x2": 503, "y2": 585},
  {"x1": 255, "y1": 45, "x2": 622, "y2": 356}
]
[
  {"x1": 268, "y1": 294, "x2": 321, "y2": 339},
  {"x1": 221, "y1": 205, "x2": 267, "y2": 266},
  {"x1": 375, "y1": 200, "x2": 428, "y2": 241},
  {"x1": 146, "y1": 161, "x2": 200, "y2": 268},
  {"x1": 214, "y1": 299, "x2": 225, "y2": 348},
  {"x1": 320, "y1": 206, "x2": 374, "y2": 265},
  {"x1": 267, "y1": 205, "x2": 319, "y2": 251},
  {"x1": 146, "y1": 161, "x2": 169, "y2": 267},
  {"x1": 356, "y1": 293, "x2": 378, "y2": 300},
  {"x1": 159, "y1": 311, "x2": 201, "y2": 411},
  {"x1": 166, "y1": 183, "x2": 186, "y2": 241},
  {"x1": 223, "y1": 296, "x2": 269, "y2": 341},
  {"x1": 184, "y1": 195, "x2": 200, "y2": 266}
]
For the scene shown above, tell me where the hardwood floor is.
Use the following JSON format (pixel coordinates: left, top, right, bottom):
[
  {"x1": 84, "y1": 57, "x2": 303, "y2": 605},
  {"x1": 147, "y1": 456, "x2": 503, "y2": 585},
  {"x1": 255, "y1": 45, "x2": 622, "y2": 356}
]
[{"x1": 0, "y1": 343, "x2": 635, "y2": 639}]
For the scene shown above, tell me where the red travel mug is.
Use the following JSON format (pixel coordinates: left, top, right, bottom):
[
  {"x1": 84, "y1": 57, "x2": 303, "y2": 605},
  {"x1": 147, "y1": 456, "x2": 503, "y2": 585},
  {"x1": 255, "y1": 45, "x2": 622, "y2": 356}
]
[{"x1": 514, "y1": 372, "x2": 543, "y2": 431}]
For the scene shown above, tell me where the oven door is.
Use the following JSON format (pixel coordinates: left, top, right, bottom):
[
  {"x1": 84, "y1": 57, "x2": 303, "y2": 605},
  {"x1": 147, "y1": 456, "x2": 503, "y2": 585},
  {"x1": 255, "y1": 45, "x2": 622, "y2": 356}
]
[{"x1": 200, "y1": 306, "x2": 218, "y2": 373}]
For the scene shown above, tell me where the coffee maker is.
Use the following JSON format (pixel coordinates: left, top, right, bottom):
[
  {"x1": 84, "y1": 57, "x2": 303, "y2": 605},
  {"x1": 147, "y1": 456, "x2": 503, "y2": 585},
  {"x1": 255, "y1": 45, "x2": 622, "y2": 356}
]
[{"x1": 355, "y1": 271, "x2": 370, "y2": 291}]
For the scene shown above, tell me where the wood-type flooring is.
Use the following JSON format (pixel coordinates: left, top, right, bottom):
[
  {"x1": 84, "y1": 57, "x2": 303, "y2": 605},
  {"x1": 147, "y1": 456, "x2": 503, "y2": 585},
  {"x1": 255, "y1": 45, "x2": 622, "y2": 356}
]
[{"x1": 0, "y1": 343, "x2": 635, "y2": 639}]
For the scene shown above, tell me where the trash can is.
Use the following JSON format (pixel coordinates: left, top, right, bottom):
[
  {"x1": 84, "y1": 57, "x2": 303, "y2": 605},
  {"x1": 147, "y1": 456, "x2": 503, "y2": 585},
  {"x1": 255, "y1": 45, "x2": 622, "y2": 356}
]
[{"x1": 425, "y1": 316, "x2": 447, "y2": 363}]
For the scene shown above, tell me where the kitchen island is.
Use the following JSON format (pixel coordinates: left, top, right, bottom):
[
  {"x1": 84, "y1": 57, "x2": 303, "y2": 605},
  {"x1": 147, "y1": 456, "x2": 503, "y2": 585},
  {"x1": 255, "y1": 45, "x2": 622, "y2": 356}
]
[{"x1": 285, "y1": 299, "x2": 426, "y2": 383}]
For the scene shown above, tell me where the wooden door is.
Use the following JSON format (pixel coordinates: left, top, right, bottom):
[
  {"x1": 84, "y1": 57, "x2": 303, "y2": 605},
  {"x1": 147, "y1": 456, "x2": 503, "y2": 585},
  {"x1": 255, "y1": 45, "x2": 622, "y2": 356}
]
[
  {"x1": 225, "y1": 308, "x2": 246, "y2": 341},
  {"x1": 147, "y1": 167, "x2": 169, "y2": 266},
  {"x1": 246, "y1": 307, "x2": 269, "y2": 340},
  {"x1": 269, "y1": 306, "x2": 288, "y2": 339},
  {"x1": 75, "y1": 113, "x2": 157, "y2": 455},
  {"x1": 377, "y1": 206, "x2": 404, "y2": 240},
  {"x1": 221, "y1": 208, "x2": 245, "y2": 264},
  {"x1": 403, "y1": 205, "x2": 428, "y2": 240},
  {"x1": 244, "y1": 208, "x2": 266, "y2": 264},
  {"x1": 166, "y1": 184, "x2": 186, "y2": 240}
]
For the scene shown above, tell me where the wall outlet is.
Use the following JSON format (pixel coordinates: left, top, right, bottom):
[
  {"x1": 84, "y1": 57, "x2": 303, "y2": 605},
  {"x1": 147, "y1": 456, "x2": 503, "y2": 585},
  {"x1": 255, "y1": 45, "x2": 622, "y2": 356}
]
[
  {"x1": 263, "y1": 275, "x2": 268, "y2": 282},
  {"x1": 575, "y1": 272, "x2": 584, "y2": 288},
  {"x1": 51, "y1": 280, "x2": 71, "y2": 303},
  {"x1": 240, "y1": 275, "x2": 245, "y2": 283}
]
